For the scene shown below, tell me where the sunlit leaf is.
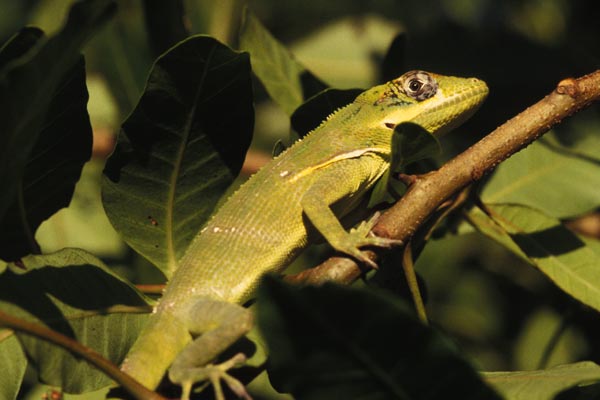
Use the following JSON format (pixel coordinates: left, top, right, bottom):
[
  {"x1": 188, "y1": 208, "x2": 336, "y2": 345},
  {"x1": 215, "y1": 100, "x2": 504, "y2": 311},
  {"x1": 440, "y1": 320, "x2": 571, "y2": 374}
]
[
  {"x1": 485, "y1": 362, "x2": 600, "y2": 400},
  {"x1": 0, "y1": 334, "x2": 26, "y2": 400},
  {"x1": 544, "y1": 119, "x2": 600, "y2": 163},
  {"x1": 239, "y1": 7, "x2": 326, "y2": 115},
  {"x1": 468, "y1": 203, "x2": 600, "y2": 312},
  {"x1": 482, "y1": 140, "x2": 600, "y2": 218},
  {"x1": 102, "y1": 35, "x2": 254, "y2": 278}
]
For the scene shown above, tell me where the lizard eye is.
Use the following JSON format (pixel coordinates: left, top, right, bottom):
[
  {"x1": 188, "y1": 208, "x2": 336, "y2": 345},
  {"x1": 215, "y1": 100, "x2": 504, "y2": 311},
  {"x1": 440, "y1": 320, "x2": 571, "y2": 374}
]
[
  {"x1": 401, "y1": 71, "x2": 438, "y2": 101},
  {"x1": 408, "y1": 80, "x2": 423, "y2": 92}
]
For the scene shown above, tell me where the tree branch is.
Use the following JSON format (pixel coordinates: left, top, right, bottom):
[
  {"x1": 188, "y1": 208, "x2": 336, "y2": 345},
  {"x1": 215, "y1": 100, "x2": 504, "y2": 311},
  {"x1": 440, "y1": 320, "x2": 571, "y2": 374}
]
[{"x1": 287, "y1": 70, "x2": 600, "y2": 285}]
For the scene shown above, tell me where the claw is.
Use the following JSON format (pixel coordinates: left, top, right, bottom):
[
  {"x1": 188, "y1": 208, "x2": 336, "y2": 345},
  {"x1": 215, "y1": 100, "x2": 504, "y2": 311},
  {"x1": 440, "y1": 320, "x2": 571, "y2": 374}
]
[
  {"x1": 340, "y1": 213, "x2": 403, "y2": 268},
  {"x1": 172, "y1": 353, "x2": 252, "y2": 400},
  {"x1": 357, "y1": 252, "x2": 379, "y2": 270}
]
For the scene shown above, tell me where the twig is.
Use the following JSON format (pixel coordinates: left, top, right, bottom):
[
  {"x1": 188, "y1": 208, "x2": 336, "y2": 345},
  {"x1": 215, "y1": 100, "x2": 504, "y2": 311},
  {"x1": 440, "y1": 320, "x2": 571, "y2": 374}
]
[
  {"x1": 0, "y1": 309, "x2": 165, "y2": 400},
  {"x1": 136, "y1": 284, "x2": 165, "y2": 295},
  {"x1": 402, "y1": 244, "x2": 428, "y2": 324},
  {"x1": 287, "y1": 70, "x2": 600, "y2": 285}
]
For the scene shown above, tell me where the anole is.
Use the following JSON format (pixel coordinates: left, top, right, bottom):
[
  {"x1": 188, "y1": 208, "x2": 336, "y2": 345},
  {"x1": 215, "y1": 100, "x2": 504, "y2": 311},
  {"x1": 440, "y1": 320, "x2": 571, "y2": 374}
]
[{"x1": 120, "y1": 70, "x2": 488, "y2": 399}]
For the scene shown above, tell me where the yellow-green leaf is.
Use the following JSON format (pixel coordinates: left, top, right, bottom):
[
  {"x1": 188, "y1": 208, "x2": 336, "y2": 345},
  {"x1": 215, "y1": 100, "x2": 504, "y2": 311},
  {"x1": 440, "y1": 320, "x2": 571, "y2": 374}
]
[{"x1": 468, "y1": 203, "x2": 600, "y2": 312}]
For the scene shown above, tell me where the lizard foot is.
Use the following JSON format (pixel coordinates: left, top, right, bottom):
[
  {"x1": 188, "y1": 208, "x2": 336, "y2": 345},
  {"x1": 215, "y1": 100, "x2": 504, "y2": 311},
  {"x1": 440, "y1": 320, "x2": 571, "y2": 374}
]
[
  {"x1": 336, "y1": 213, "x2": 403, "y2": 268},
  {"x1": 171, "y1": 353, "x2": 252, "y2": 400}
]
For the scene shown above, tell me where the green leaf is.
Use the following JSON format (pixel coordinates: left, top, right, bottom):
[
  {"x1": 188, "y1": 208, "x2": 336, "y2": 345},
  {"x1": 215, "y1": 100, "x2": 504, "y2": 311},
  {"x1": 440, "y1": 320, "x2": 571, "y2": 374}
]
[
  {"x1": 238, "y1": 8, "x2": 326, "y2": 115},
  {"x1": 484, "y1": 362, "x2": 600, "y2": 400},
  {"x1": 544, "y1": 119, "x2": 600, "y2": 164},
  {"x1": 0, "y1": 249, "x2": 151, "y2": 393},
  {"x1": 257, "y1": 276, "x2": 501, "y2": 400},
  {"x1": 290, "y1": 88, "x2": 362, "y2": 137},
  {"x1": 467, "y1": 203, "x2": 600, "y2": 312},
  {"x1": 481, "y1": 139, "x2": 600, "y2": 218},
  {"x1": 391, "y1": 122, "x2": 441, "y2": 170},
  {"x1": 0, "y1": 334, "x2": 26, "y2": 400},
  {"x1": 102, "y1": 35, "x2": 254, "y2": 278},
  {"x1": 0, "y1": 31, "x2": 93, "y2": 260},
  {"x1": 35, "y1": 161, "x2": 125, "y2": 256},
  {"x1": 0, "y1": 0, "x2": 115, "y2": 223},
  {"x1": 369, "y1": 122, "x2": 441, "y2": 207}
]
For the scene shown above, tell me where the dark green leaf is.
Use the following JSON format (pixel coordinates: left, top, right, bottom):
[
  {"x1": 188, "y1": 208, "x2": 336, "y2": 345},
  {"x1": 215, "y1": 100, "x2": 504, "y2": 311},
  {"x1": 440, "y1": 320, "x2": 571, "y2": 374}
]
[
  {"x1": 257, "y1": 277, "x2": 500, "y2": 400},
  {"x1": 238, "y1": 7, "x2": 326, "y2": 115},
  {"x1": 369, "y1": 122, "x2": 441, "y2": 207},
  {"x1": 484, "y1": 362, "x2": 600, "y2": 400},
  {"x1": 290, "y1": 88, "x2": 362, "y2": 137},
  {"x1": 0, "y1": 0, "x2": 115, "y2": 222},
  {"x1": 468, "y1": 203, "x2": 600, "y2": 312},
  {"x1": 391, "y1": 122, "x2": 441, "y2": 170},
  {"x1": 102, "y1": 35, "x2": 254, "y2": 278},
  {"x1": 556, "y1": 381, "x2": 600, "y2": 400},
  {"x1": 272, "y1": 139, "x2": 288, "y2": 158},
  {"x1": 0, "y1": 53, "x2": 92, "y2": 260},
  {"x1": 0, "y1": 249, "x2": 150, "y2": 393},
  {"x1": 0, "y1": 27, "x2": 43, "y2": 70}
]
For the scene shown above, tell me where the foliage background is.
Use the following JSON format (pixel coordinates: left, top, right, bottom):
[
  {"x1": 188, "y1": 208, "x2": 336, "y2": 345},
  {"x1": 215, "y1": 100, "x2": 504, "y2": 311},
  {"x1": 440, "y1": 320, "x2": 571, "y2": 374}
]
[{"x1": 1, "y1": 0, "x2": 600, "y2": 398}]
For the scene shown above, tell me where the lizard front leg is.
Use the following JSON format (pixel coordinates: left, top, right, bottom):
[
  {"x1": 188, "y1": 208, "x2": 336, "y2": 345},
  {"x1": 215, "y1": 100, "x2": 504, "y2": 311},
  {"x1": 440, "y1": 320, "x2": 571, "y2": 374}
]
[
  {"x1": 300, "y1": 159, "x2": 401, "y2": 269},
  {"x1": 168, "y1": 298, "x2": 254, "y2": 400}
]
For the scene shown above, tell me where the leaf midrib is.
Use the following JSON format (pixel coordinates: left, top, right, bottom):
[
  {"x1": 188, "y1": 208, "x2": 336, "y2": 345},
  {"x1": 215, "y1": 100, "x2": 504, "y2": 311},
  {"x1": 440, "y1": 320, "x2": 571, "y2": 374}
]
[{"x1": 164, "y1": 42, "x2": 218, "y2": 276}]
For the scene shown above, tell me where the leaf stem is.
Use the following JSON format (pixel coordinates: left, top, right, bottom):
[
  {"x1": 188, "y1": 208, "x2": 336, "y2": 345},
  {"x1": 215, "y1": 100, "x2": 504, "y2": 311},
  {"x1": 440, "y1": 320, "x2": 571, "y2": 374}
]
[{"x1": 402, "y1": 244, "x2": 428, "y2": 324}]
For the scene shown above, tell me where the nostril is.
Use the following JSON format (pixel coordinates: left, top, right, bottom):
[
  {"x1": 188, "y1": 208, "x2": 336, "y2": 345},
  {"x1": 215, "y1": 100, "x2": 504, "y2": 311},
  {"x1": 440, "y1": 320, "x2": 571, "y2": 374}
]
[{"x1": 385, "y1": 122, "x2": 395, "y2": 129}]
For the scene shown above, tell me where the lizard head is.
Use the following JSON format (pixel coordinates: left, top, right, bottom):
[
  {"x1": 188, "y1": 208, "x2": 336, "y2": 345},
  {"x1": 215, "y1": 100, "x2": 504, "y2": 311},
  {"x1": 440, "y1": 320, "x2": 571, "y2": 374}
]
[{"x1": 355, "y1": 70, "x2": 489, "y2": 136}]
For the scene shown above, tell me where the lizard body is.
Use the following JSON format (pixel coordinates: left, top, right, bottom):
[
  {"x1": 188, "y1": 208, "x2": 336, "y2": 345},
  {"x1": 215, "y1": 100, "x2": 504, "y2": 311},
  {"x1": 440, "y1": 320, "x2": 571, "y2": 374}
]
[{"x1": 120, "y1": 71, "x2": 488, "y2": 399}]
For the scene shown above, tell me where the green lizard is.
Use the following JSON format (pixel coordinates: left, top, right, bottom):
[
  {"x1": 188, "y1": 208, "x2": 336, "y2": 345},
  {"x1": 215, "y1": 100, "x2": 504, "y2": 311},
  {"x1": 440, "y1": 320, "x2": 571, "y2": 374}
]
[{"x1": 120, "y1": 70, "x2": 488, "y2": 399}]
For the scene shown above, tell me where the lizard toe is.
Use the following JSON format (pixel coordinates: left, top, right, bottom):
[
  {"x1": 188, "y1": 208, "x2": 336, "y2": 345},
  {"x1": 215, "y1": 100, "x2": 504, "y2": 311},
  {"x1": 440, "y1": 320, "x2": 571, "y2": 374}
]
[{"x1": 170, "y1": 353, "x2": 251, "y2": 400}]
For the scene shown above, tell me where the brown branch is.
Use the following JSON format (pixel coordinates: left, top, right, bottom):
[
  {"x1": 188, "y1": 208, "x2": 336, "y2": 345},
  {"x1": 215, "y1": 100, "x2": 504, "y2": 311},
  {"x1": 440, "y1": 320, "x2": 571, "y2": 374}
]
[
  {"x1": 288, "y1": 70, "x2": 600, "y2": 285},
  {"x1": 135, "y1": 283, "x2": 165, "y2": 295},
  {"x1": 0, "y1": 309, "x2": 165, "y2": 400}
]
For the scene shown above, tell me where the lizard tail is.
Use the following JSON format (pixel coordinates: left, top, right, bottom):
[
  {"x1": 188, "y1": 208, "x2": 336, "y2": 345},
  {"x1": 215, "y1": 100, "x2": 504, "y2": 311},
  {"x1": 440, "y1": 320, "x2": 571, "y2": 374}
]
[{"x1": 121, "y1": 313, "x2": 191, "y2": 389}]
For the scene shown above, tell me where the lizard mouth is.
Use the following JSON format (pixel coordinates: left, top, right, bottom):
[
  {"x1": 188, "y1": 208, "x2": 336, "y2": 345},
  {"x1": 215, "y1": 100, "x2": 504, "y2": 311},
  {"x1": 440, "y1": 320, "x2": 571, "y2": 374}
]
[
  {"x1": 411, "y1": 79, "x2": 489, "y2": 136},
  {"x1": 379, "y1": 75, "x2": 488, "y2": 135}
]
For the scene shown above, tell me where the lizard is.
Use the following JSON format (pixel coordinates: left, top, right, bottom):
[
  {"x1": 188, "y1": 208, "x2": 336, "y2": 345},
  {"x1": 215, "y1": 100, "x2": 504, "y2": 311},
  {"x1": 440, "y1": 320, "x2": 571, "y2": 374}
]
[{"x1": 119, "y1": 70, "x2": 489, "y2": 400}]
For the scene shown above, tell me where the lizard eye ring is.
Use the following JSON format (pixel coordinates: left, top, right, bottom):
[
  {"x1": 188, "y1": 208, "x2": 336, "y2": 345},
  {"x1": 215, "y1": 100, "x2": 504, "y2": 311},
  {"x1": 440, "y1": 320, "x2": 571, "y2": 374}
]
[{"x1": 401, "y1": 71, "x2": 438, "y2": 101}]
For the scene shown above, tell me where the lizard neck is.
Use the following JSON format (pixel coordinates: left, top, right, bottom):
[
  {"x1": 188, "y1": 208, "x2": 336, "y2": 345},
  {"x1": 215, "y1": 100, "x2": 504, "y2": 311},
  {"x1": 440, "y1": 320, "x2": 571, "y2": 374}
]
[{"x1": 296, "y1": 102, "x2": 395, "y2": 157}]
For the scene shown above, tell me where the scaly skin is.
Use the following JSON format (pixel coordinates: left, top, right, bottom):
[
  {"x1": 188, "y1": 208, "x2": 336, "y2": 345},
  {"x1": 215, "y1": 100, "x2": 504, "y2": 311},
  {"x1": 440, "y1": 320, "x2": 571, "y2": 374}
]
[{"x1": 121, "y1": 71, "x2": 488, "y2": 396}]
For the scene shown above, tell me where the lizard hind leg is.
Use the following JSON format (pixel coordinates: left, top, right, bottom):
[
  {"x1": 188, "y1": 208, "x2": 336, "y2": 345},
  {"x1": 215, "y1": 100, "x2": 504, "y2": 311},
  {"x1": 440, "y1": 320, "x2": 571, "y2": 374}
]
[{"x1": 168, "y1": 298, "x2": 254, "y2": 400}]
